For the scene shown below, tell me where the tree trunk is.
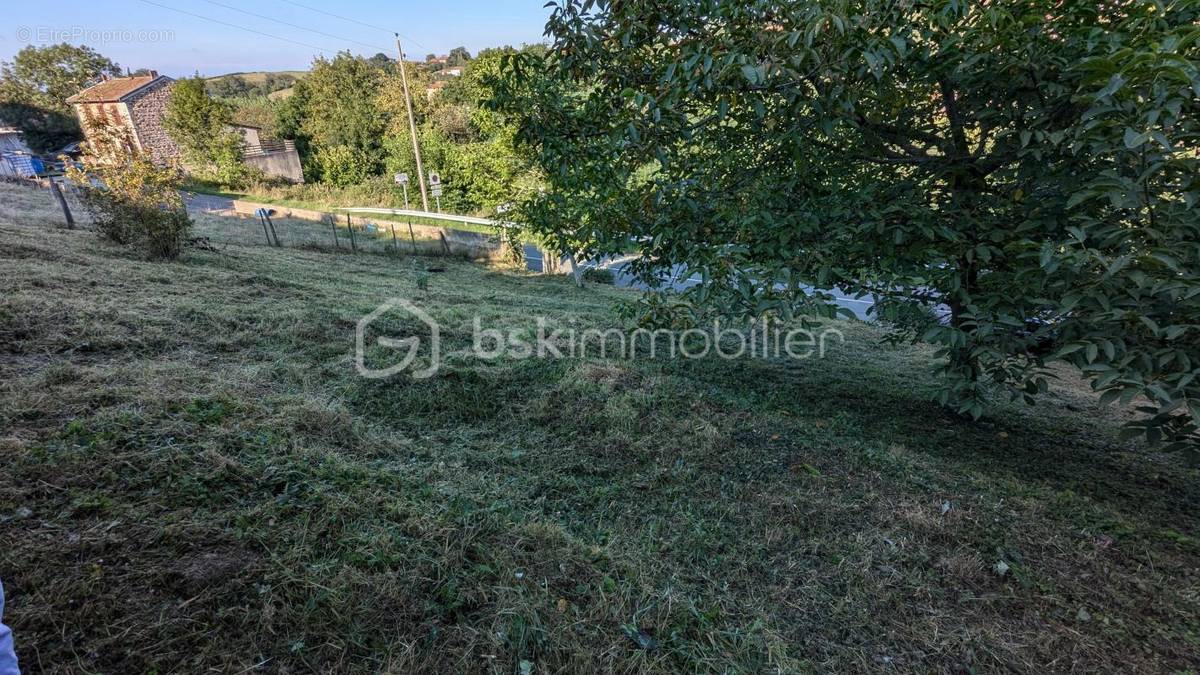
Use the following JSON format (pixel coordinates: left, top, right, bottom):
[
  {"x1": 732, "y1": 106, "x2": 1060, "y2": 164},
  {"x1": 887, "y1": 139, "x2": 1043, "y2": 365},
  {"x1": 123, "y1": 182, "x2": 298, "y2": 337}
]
[{"x1": 567, "y1": 254, "x2": 584, "y2": 288}]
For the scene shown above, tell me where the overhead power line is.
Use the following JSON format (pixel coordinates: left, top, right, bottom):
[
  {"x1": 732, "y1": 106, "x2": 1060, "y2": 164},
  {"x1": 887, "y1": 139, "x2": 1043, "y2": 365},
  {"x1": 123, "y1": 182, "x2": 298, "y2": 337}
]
[
  {"x1": 273, "y1": 0, "x2": 429, "y2": 52},
  {"x1": 198, "y1": 0, "x2": 392, "y2": 54},
  {"x1": 134, "y1": 0, "x2": 334, "y2": 54}
]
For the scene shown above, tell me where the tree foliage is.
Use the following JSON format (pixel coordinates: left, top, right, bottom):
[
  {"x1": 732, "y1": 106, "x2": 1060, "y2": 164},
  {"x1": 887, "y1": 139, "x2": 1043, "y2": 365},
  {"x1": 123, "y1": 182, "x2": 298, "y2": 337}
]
[
  {"x1": 294, "y1": 53, "x2": 387, "y2": 183},
  {"x1": 498, "y1": 0, "x2": 1200, "y2": 451},
  {"x1": 383, "y1": 48, "x2": 543, "y2": 214},
  {"x1": 448, "y1": 47, "x2": 474, "y2": 67},
  {"x1": 164, "y1": 76, "x2": 248, "y2": 186},
  {"x1": 0, "y1": 43, "x2": 120, "y2": 152},
  {"x1": 230, "y1": 97, "x2": 281, "y2": 139}
]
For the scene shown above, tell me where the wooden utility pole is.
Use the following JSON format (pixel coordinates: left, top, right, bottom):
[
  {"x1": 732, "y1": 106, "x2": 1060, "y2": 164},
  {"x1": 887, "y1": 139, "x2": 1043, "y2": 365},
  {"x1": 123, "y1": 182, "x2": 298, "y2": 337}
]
[{"x1": 395, "y1": 33, "x2": 430, "y2": 212}]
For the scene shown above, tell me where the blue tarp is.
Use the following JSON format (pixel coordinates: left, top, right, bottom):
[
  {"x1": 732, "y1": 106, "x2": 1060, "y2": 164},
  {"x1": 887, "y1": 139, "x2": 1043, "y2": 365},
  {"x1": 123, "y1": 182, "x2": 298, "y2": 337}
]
[{"x1": 1, "y1": 152, "x2": 42, "y2": 177}]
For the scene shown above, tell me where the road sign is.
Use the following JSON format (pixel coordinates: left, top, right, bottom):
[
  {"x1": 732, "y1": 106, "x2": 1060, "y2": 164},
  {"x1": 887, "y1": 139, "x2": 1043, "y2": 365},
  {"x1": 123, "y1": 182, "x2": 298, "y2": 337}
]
[
  {"x1": 429, "y1": 172, "x2": 441, "y2": 186},
  {"x1": 394, "y1": 172, "x2": 409, "y2": 185},
  {"x1": 431, "y1": 184, "x2": 444, "y2": 198}
]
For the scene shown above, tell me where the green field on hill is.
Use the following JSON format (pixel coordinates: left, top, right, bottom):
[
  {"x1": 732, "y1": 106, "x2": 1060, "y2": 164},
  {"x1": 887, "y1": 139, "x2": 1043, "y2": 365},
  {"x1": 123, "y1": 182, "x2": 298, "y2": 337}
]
[{"x1": 206, "y1": 70, "x2": 308, "y2": 84}]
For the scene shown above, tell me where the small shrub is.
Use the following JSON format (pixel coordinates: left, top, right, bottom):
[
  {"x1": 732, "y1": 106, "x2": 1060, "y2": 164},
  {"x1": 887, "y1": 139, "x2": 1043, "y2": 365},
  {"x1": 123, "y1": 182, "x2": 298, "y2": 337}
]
[
  {"x1": 66, "y1": 117, "x2": 192, "y2": 260},
  {"x1": 583, "y1": 267, "x2": 615, "y2": 285}
]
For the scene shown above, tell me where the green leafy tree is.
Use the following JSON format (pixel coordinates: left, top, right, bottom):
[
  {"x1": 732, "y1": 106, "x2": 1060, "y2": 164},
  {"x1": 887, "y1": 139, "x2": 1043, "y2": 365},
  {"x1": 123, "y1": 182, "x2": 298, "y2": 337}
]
[
  {"x1": 499, "y1": 1, "x2": 1200, "y2": 451},
  {"x1": 300, "y1": 52, "x2": 387, "y2": 182},
  {"x1": 396, "y1": 46, "x2": 544, "y2": 215},
  {"x1": 377, "y1": 56, "x2": 434, "y2": 165},
  {"x1": 163, "y1": 76, "x2": 247, "y2": 186},
  {"x1": 313, "y1": 144, "x2": 375, "y2": 187},
  {"x1": 0, "y1": 43, "x2": 120, "y2": 151},
  {"x1": 367, "y1": 53, "x2": 396, "y2": 72},
  {"x1": 448, "y1": 47, "x2": 473, "y2": 67},
  {"x1": 205, "y1": 75, "x2": 251, "y2": 98},
  {"x1": 231, "y1": 97, "x2": 281, "y2": 139},
  {"x1": 275, "y1": 78, "x2": 313, "y2": 176}
]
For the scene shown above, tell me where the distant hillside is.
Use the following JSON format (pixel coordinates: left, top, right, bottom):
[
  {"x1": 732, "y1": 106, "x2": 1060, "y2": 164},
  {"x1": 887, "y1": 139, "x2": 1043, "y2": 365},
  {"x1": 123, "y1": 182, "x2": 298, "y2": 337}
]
[
  {"x1": 206, "y1": 71, "x2": 307, "y2": 99},
  {"x1": 207, "y1": 70, "x2": 308, "y2": 84}
]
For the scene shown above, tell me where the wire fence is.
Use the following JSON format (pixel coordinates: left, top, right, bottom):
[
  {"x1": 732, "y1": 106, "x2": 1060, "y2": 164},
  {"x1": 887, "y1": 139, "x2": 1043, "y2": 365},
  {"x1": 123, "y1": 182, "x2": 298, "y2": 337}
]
[
  {"x1": 193, "y1": 209, "x2": 500, "y2": 259},
  {"x1": 2, "y1": 177, "x2": 512, "y2": 262}
]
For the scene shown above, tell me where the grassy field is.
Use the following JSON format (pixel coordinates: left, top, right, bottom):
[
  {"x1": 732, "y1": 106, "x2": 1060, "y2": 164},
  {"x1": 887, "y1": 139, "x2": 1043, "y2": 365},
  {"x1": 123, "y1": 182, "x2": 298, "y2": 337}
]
[{"x1": 1, "y1": 180, "x2": 1198, "y2": 672}]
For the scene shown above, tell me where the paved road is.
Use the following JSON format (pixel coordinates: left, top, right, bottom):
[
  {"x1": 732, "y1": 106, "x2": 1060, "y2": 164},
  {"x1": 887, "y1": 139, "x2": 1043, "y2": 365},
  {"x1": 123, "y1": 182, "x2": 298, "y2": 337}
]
[{"x1": 183, "y1": 192, "x2": 236, "y2": 215}]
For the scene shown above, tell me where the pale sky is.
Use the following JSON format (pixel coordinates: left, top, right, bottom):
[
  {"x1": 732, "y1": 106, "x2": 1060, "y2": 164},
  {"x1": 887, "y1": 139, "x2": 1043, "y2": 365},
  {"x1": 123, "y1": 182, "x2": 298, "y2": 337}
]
[{"x1": 3, "y1": 0, "x2": 555, "y2": 76}]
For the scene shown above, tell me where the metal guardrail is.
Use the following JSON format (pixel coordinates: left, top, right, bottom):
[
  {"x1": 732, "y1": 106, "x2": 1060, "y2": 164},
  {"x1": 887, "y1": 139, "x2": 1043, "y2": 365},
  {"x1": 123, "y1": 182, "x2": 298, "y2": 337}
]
[{"x1": 334, "y1": 207, "x2": 516, "y2": 229}]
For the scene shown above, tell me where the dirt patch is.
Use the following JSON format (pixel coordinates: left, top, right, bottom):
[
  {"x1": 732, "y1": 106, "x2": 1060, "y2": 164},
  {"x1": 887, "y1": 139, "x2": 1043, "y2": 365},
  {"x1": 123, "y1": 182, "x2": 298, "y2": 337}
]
[{"x1": 165, "y1": 549, "x2": 260, "y2": 597}]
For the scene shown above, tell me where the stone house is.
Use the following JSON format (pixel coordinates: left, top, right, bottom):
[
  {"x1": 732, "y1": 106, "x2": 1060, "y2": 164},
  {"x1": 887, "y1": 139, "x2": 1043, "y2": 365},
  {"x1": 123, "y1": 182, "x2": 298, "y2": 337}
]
[
  {"x1": 68, "y1": 74, "x2": 304, "y2": 183},
  {"x1": 66, "y1": 72, "x2": 180, "y2": 165}
]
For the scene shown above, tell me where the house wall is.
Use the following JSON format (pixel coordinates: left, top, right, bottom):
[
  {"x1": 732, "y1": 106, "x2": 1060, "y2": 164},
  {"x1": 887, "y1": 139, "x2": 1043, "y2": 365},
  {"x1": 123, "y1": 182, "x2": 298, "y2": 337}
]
[
  {"x1": 74, "y1": 102, "x2": 136, "y2": 137},
  {"x1": 126, "y1": 80, "x2": 180, "y2": 165},
  {"x1": 73, "y1": 102, "x2": 139, "y2": 157}
]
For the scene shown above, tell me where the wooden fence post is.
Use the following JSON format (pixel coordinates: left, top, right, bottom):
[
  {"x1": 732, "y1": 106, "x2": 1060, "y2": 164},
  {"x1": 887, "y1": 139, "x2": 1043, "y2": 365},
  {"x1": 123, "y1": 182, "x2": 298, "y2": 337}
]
[
  {"x1": 266, "y1": 215, "x2": 281, "y2": 247},
  {"x1": 407, "y1": 220, "x2": 418, "y2": 254},
  {"x1": 328, "y1": 215, "x2": 340, "y2": 249},
  {"x1": 258, "y1": 214, "x2": 272, "y2": 245},
  {"x1": 346, "y1": 213, "x2": 357, "y2": 252},
  {"x1": 438, "y1": 231, "x2": 451, "y2": 255},
  {"x1": 49, "y1": 181, "x2": 74, "y2": 229},
  {"x1": 390, "y1": 223, "x2": 399, "y2": 254}
]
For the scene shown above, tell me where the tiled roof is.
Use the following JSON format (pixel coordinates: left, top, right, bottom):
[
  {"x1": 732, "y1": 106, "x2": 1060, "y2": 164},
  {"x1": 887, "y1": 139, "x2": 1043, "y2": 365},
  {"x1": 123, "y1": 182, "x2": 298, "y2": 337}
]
[{"x1": 66, "y1": 75, "x2": 169, "y2": 104}]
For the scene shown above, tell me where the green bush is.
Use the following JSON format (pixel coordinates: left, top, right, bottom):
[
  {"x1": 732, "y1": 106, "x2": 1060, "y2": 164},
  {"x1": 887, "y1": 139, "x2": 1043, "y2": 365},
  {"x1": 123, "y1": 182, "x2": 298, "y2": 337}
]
[
  {"x1": 78, "y1": 193, "x2": 192, "y2": 259},
  {"x1": 314, "y1": 145, "x2": 375, "y2": 188},
  {"x1": 68, "y1": 117, "x2": 192, "y2": 260},
  {"x1": 164, "y1": 76, "x2": 251, "y2": 189},
  {"x1": 582, "y1": 267, "x2": 615, "y2": 285}
]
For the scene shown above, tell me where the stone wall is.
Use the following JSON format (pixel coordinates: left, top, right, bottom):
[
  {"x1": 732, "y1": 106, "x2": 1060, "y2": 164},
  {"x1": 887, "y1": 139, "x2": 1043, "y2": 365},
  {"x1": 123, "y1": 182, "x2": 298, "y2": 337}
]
[
  {"x1": 243, "y1": 149, "x2": 304, "y2": 183},
  {"x1": 126, "y1": 80, "x2": 181, "y2": 166}
]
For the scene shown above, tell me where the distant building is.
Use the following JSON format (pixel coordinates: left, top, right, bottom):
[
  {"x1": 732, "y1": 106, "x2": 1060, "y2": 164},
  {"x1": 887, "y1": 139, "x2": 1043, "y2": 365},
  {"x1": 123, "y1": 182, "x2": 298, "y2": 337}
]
[
  {"x1": 444, "y1": 67, "x2": 465, "y2": 77},
  {"x1": 66, "y1": 72, "x2": 180, "y2": 165},
  {"x1": 425, "y1": 81, "x2": 449, "y2": 100},
  {"x1": 66, "y1": 74, "x2": 303, "y2": 183}
]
